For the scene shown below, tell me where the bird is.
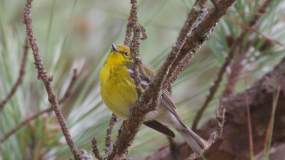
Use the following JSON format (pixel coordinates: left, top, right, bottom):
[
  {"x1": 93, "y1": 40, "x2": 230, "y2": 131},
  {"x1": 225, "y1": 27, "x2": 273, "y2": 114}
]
[{"x1": 99, "y1": 43, "x2": 208, "y2": 155}]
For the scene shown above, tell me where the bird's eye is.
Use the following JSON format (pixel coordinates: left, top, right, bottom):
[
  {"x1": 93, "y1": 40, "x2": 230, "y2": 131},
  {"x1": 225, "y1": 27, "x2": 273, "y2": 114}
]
[{"x1": 123, "y1": 52, "x2": 128, "y2": 56}]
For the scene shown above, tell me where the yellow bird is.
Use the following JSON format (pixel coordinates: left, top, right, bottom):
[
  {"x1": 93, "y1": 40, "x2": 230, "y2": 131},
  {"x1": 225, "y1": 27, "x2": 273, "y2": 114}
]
[{"x1": 99, "y1": 44, "x2": 208, "y2": 155}]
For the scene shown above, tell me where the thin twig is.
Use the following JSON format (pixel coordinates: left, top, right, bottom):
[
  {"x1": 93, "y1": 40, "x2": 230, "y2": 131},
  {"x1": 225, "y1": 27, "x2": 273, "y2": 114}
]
[
  {"x1": 91, "y1": 138, "x2": 103, "y2": 160},
  {"x1": 191, "y1": 38, "x2": 240, "y2": 131},
  {"x1": 222, "y1": 42, "x2": 253, "y2": 96},
  {"x1": 23, "y1": 1, "x2": 81, "y2": 158},
  {"x1": 123, "y1": 0, "x2": 147, "y2": 98},
  {"x1": 191, "y1": 0, "x2": 274, "y2": 131},
  {"x1": 0, "y1": 69, "x2": 78, "y2": 143},
  {"x1": 123, "y1": 0, "x2": 138, "y2": 46},
  {"x1": 104, "y1": 114, "x2": 117, "y2": 155},
  {"x1": 0, "y1": 39, "x2": 29, "y2": 112}
]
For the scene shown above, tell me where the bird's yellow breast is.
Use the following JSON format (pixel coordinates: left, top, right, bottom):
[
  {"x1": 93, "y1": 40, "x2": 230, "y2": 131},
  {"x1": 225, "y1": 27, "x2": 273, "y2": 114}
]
[{"x1": 99, "y1": 62, "x2": 138, "y2": 118}]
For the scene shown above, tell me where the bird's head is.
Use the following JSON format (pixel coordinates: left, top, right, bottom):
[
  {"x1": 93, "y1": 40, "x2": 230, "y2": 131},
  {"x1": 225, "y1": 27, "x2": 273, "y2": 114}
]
[{"x1": 106, "y1": 44, "x2": 132, "y2": 66}]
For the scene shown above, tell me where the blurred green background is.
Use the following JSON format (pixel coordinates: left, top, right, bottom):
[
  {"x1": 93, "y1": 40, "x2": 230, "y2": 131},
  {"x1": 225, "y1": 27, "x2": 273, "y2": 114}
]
[{"x1": 0, "y1": 0, "x2": 284, "y2": 159}]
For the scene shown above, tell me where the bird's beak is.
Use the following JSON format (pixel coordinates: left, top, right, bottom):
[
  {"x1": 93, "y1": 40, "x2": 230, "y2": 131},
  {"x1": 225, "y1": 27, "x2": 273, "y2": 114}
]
[{"x1": 111, "y1": 43, "x2": 117, "y2": 52}]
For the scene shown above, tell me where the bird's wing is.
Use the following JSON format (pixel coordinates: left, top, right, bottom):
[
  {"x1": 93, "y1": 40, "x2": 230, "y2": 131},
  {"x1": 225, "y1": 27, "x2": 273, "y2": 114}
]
[
  {"x1": 139, "y1": 65, "x2": 179, "y2": 115},
  {"x1": 128, "y1": 63, "x2": 186, "y2": 128},
  {"x1": 140, "y1": 65, "x2": 186, "y2": 128},
  {"x1": 161, "y1": 90, "x2": 187, "y2": 128},
  {"x1": 143, "y1": 120, "x2": 175, "y2": 137}
]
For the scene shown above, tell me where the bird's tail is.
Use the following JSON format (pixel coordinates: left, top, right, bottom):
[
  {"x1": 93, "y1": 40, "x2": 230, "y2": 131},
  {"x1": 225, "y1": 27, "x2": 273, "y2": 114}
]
[
  {"x1": 158, "y1": 91, "x2": 208, "y2": 155},
  {"x1": 159, "y1": 112, "x2": 208, "y2": 155},
  {"x1": 176, "y1": 125, "x2": 208, "y2": 155}
]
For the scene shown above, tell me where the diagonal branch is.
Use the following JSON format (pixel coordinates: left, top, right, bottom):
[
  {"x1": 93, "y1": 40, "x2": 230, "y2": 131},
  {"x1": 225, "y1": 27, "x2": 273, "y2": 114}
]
[
  {"x1": 23, "y1": 1, "x2": 81, "y2": 159},
  {"x1": 0, "y1": 39, "x2": 29, "y2": 112},
  {"x1": 123, "y1": 0, "x2": 139, "y2": 47},
  {"x1": 164, "y1": 0, "x2": 207, "y2": 88},
  {"x1": 104, "y1": 114, "x2": 117, "y2": 154},
  {"x1": 91, "y1": 138, "x2": 103, "y2": 160}
]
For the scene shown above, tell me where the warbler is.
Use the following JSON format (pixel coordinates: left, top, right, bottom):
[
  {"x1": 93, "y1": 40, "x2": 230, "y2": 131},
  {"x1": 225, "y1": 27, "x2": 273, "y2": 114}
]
[{"x1": 99, "y1": 44, "x2": 208, "y2": 155}]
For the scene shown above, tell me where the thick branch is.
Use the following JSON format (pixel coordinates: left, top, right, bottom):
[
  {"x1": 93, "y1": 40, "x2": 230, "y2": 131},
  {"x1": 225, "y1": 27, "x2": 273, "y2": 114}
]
[{"x1": 165, "y1": 0, "x2": 236, "y2": 87}]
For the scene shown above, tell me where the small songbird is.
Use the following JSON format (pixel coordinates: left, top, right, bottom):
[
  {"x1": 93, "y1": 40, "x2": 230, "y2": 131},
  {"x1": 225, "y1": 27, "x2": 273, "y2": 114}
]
[{"x1": 99, "y1": 44, "x2": 208, "y2": 155}]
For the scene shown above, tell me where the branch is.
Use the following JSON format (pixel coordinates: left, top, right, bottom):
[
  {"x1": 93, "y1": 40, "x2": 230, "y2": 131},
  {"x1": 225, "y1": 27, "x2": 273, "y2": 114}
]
[
  {"x1": 146, "y1": 56, "x2": 285, "y2": 160},
  {"x1": 191, "y1": 0, "x2": 274, "y2": 130},
  {"x1": 108, "y1": 0, "x2": 236, "y2": 159},
  {"x1": 163, "y1": 0, "x2": 236, "y2": 86},
  {"x1": 191, "y1": 37, "x2": 244, "y2": 130},
  {"x1": 91, "y1": 138, "x2": 103, "y2": 160},
  {"x1": 0, "y1": 39, "x2": 29, "y2": 112},
  {"x1": 107, "y1": 0, "x2": 147, "y2": 158},
  {"x1": 123, "y1": 0, "x2": 138, "y2": 46},
  {"x1": 164, "y1": 0, "x2": 207, "y2": 88},
  {"x1": 23, "y1": 1, "x2": 81, "y2": 158},
  {"x1": 104, "y1": 114, "x2": 117, "y2": 154},
  {"x1": 90, "y1": 114, "x2": 118, "y2": 160},
  {"x1": 0, "y1": 69, "x2": 78, "y2": 144}
]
